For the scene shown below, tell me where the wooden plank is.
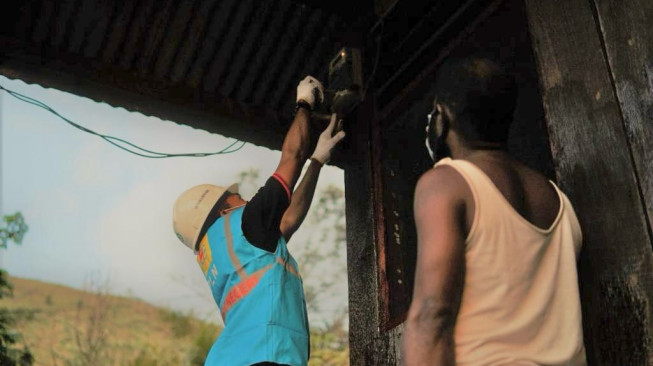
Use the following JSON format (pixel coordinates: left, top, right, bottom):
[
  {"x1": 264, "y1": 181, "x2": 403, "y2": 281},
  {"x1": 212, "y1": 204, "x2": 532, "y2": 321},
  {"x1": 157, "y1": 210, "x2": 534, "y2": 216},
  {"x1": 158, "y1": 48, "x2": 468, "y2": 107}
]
[
  {"x1": 344, "y1": 98, "x2": 404, "y2": 365},
  {"x1": 523, "y1": 0, "x2": 653, "y2": 364},
  {"x1": 591, "y1": 0, "x2": 653, "y2": 244},
  {"x1": 343, "y1": 98, "x2": 379, "y2": 365}
]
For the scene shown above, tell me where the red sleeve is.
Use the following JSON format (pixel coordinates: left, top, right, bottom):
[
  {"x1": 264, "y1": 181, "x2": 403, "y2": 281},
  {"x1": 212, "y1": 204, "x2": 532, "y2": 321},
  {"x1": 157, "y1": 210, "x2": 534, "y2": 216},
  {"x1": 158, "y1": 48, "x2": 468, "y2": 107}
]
[{"x1": 272, "y1": 173, "x2": 291, "y2": 202}]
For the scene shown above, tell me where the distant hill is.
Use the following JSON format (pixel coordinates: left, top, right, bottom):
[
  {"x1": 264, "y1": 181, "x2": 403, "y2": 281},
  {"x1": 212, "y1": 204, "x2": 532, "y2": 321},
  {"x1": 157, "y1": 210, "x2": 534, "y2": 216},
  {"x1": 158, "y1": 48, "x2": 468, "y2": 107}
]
[
  {"x1": 3, "y1": 276, "x2": 220, "y2": 366},
  {"x1": 2, "y1": 277, "x2": 349, "y2": 366}
]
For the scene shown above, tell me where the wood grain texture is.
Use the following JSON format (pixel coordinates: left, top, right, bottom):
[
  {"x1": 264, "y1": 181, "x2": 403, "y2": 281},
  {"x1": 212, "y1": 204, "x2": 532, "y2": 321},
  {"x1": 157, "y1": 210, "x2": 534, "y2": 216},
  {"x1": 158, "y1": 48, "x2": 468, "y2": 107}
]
[
  {"x1": 524, "y1": 0, "x2": 653, "y2": 364},
  {"x1": 343, "y1": 99, "x2": 382, "y2": 365},
  {"x1": 592, "y1": 0, "x2": 653, "y2": 246},
  {"x1": 344, "y1": 99, "x2": 403, "y2": 365}
]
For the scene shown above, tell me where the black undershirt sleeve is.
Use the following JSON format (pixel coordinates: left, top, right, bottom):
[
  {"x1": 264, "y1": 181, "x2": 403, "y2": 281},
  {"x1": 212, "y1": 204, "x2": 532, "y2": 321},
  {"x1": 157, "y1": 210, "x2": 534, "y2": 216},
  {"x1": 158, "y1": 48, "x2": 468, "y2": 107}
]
[{"x1": 241, "y1": 176, "x2": 291, "y2": 252}]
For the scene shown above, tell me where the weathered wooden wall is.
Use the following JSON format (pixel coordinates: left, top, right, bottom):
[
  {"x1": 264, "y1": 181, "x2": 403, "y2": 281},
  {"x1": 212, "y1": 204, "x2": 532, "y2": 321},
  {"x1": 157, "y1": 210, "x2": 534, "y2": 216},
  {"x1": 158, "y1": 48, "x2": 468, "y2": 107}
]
[
  {"x1": 346, "y1": 0, "x2": 653, "y2": 364},
  {"x1": 524, "y1": 0, "x2": 653, "y2": 364},
  {"x1": 591, "y1": 0, "x2": 653, "y2": 243}
]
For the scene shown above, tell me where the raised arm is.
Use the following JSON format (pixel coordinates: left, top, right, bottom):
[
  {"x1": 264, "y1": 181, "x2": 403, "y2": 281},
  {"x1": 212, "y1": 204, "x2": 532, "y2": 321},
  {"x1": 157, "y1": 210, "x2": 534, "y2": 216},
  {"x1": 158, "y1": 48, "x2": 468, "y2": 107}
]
[
  {"x1": 402, "y1": 166, "x2": 467, "y2": 366},
  {"x1": 281, "y1": 114, "x2": 345, "y2": 241},
  {"x1": 273, "y1": 76, "x2": 324, "y2": 192}
]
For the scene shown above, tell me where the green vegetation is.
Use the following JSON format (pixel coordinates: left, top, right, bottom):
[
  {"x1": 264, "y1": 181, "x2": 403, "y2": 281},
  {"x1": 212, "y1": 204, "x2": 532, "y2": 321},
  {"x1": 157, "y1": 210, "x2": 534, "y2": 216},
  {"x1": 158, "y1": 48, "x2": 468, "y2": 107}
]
[
  {"x1": 4, "y1": 277, "x2": 221, "y2": 365},
  {"x1": 310, "y1": 319, "x2": 349, "y2": 365},
  {"x1": 159, "y1": 308, "x2": 193, "y2": 338},
  {"x1": 188, "y1": 323, "x2": 220, "y2": 366},
  {"x1": 0, "y1": 212, "x2": 33, "y2": 366},
  {"x1": 5, "y1": 277, "x2": 346, "y2": 365},
  {"x1": 1, "y1": 168, "x2": 351, "y2": 365},
  {"x1": 0, "y1": 212, "x2": 28, "y2": 250}
]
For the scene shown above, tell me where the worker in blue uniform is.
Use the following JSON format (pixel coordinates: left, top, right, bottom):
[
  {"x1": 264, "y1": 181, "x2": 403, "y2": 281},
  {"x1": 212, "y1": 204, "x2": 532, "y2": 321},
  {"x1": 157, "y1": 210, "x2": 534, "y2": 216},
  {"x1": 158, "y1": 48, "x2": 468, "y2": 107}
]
[{"x1": 172, "y1": 76, "x2": 345, "y2": 366}]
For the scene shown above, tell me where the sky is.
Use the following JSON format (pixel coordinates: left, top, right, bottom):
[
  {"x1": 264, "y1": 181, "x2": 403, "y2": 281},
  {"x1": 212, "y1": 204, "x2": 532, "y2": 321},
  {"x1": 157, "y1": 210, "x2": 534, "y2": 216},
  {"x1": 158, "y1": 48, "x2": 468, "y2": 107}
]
[{"x1": 0, "y1": 75, "x2": 347, "y2": 326}]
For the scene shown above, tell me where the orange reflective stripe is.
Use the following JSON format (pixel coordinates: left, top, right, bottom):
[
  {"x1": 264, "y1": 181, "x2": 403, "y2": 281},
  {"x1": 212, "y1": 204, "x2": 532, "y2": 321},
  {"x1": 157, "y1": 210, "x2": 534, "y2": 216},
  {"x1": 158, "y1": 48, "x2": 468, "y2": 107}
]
[
  {"x1": 221, "y1": 263, "x2": 274, "y2": 319},
  {"x1": 219, "y1": 211, "x2": 302, "y2": 319},
  {"x1": 276, "y1": 257, "x2": 300, "y2": 278},
  {"x1": 224, "y1": 212, "x2": 247, "y2": 280}
]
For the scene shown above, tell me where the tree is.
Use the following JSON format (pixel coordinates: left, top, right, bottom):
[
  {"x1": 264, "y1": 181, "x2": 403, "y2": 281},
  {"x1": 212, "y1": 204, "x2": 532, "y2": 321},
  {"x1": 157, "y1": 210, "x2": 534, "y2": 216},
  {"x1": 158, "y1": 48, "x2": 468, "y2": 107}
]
[
  {"x1": 298, "y1": 184, "x2": 347, "y2": 317},
  {"x1": 70, "y1": 278, "x2": 115, "y2": 366},
  {"x1": 295, "y1": 184, "x2": 349, "y2": 364},
  {"x1": 0, "y1": 213, "x2": 28, "y2": 250},
  {"x1": 0, "y1": 212, "x2": 33, "y2": 366}
]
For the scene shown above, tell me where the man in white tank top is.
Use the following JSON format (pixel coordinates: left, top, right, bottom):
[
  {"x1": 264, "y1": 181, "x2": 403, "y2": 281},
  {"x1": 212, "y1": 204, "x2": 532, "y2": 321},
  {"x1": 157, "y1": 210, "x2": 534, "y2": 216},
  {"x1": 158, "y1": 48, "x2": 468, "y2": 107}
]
[{"x1": 402, "y1": 57, "x2": 586, "y2": 366}]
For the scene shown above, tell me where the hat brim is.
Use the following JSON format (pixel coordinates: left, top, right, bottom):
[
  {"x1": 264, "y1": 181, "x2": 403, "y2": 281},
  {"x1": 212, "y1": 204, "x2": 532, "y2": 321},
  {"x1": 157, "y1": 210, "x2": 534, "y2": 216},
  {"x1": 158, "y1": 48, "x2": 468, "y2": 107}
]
[
  {"x1": 226, "y1": 183, "x2": 239, "y2": 194},
  {"x1": 215, "y1": 183, "x2": 239, "y2": 205}
]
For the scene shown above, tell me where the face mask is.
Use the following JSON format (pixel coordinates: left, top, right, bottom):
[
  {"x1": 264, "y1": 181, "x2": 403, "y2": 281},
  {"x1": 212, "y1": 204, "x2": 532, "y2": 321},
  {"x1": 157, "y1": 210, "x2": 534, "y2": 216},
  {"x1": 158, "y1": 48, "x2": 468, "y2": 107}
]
[{"x1": 425, "y1": 109, "x2": 451, "y2": 163}]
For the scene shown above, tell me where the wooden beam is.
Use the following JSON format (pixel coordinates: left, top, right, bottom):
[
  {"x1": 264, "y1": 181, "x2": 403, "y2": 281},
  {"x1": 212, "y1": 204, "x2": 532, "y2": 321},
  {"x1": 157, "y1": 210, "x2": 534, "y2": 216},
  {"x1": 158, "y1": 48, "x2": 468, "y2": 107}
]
[
  {"x1": 524, "y1": 0, "x2": 653, "y2": 364},
  {"x1": 344, "y1": 97, "x2": 405, "y2": 365},
  {"x1": 374, "y1": 0, "x2": 399, "y2": 17},
  {"x1": 343, "y1": 97, "x2": 378, "y2": 365},
  {"x1": 591, "y1": 0, "x2": 653, "y2": 244}
]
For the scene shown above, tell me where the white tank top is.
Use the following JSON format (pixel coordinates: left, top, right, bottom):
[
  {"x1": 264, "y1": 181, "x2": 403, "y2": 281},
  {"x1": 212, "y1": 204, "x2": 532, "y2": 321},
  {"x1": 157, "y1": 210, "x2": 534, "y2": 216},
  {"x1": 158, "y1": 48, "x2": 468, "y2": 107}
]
[{"x1": 434, "y1": 158, "x2": 586, "y2": 366}]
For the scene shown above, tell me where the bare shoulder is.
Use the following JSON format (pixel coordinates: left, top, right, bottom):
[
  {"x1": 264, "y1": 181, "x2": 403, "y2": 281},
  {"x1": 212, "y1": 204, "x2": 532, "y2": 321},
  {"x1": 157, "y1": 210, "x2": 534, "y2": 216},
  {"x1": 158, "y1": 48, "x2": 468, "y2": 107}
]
[
  {"x1": 415, "y1": 164, "x2": 469, "y2": 205},
  {"x1": 513, "y1": 160, "x2": 561, "y2": 224},
  {"x1": 514, "y1": 161, "x2": 557, "y2": 196}
]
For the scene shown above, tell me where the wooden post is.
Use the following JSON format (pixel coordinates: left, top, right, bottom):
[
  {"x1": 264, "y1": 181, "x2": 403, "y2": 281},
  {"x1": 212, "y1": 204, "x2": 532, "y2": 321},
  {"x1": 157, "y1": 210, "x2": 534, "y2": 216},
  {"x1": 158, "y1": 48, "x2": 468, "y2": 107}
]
[
  {"x1": 590, "y1": 0, "x2": 653, "y2": 241},
  {"x1": 344, "y1": 98, "x2": 403, "y2": 365},
  {"x1": 524, "y1": 0, "x2": 653, "y2": 364}
]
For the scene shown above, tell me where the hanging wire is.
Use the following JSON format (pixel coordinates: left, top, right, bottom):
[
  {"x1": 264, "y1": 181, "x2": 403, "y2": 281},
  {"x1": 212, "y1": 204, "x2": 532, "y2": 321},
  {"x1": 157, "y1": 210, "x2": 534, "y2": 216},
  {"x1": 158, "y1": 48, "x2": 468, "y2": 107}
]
[{"x1": 0, "y1": 84, "x2": 247, "y2": 158}]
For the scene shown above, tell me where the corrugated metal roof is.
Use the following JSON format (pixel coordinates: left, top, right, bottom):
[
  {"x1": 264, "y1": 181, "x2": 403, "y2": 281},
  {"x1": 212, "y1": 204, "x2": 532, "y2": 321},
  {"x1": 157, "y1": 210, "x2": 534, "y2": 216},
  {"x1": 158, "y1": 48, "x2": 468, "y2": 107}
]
[
  {"x1": 0, "y1": 0, "x2": 349, "y2": 148},
  {"x1": 0, "y1": 0, "x2": 494, "y2": 152}
]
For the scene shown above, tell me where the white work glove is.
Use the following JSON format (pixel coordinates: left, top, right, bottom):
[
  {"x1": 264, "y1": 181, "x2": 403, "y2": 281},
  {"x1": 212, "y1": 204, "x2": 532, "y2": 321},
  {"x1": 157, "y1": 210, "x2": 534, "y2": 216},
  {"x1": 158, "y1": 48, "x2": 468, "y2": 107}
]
[
  {"x1": 311, "y1": 113, "x2": 346, "y2": 164},
  {"x1": 296, "y1": 76, "x2": 325, "y2": 109}
]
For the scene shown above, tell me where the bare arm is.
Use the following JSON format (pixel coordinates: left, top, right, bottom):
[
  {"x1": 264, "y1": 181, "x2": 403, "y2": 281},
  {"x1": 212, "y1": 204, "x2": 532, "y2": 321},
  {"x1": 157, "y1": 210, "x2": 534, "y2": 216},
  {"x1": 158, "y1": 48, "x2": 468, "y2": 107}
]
[
  {"x1": 402, "y1": 166, "x2": 467, "y2": 366},
  {"x1": 280, "y1": 113, "x2": 345, "y2": 242},
  {"x1": 274, "y1": 107, "x2": 312, "y2": 192},
  {"x1": 280, "y1": 159, "x2": 322, "y2": 241}
]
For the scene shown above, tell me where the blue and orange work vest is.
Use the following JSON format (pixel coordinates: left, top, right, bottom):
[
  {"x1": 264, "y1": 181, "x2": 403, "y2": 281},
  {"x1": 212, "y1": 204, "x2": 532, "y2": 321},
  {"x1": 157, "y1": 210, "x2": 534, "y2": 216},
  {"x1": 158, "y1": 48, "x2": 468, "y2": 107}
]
[{"x1": 196, "y1": 206, "x2": 309, "y2": 366}]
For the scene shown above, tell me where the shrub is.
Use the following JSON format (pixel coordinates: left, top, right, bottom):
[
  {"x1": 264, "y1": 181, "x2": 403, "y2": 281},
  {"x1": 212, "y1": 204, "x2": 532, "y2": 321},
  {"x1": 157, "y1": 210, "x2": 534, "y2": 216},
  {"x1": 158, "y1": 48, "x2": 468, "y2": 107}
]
[
  {"x1": 159, "y1": 309, "x2": 192, "y2": 338},
  {"x1": 188, "y1": 323, "x2": 220, "y2": 366}
]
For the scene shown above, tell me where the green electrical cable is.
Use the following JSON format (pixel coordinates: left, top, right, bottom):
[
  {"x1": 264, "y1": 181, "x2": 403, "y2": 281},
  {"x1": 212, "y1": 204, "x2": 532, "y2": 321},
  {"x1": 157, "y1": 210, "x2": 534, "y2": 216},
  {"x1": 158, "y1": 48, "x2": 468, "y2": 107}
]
[{"x1": 0, "y1": 84, "x2": 246, "y2": 158}]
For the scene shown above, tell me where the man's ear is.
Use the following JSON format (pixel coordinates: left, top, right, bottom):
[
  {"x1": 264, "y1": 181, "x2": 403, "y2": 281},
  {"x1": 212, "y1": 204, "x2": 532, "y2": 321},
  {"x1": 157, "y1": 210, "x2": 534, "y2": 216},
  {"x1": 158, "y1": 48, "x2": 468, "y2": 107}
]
[{"x1": 440, "y1": 103, "x2": 455, "y2": 124}]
